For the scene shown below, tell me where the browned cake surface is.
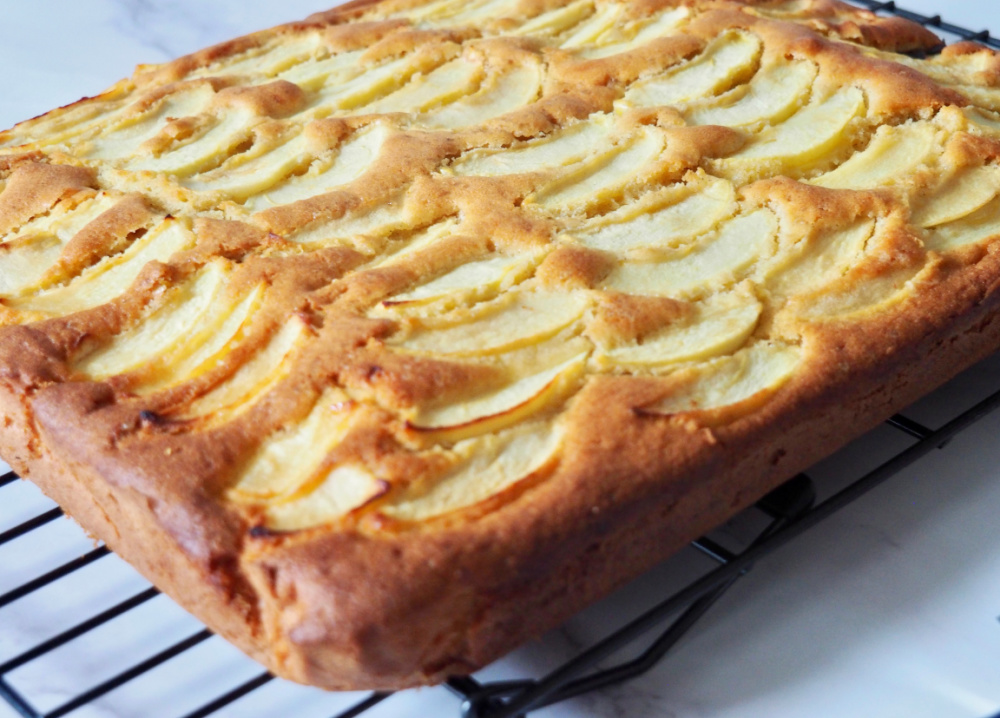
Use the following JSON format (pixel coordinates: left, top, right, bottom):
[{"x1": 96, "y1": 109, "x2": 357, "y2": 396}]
[{"x1": 4, "y1": 0, "x2": 1000, "y2": 690}]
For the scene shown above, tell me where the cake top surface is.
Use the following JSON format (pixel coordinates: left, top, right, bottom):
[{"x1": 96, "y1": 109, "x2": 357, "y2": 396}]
[{"x1": 2, "y1": 0, "x2": 1000, "y2": 535}]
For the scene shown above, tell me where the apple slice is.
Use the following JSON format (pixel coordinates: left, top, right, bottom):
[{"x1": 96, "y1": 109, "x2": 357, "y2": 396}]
[
  {"x1": 245, "y1": 123, "x2": 392, "y2": 211},
  {"x1": 531, "y1": 127, "x2": 668, "y2": 210},
  {"x1": 196, "y1": 33, "x2": 326, "y2": 81},
  {"x1": 371, "y1": 219, "x2": 461, "y2": 268},
  {"x1": 560, "y1": 2, "x2": 625, "y2": 48},
  {"x1": 604, "y1": 209, "x2": 779, "y2": 297},
  {"x1": 686, "y1": 60, "x2": 817, "y2": 129},
  {"x1": 83, "y1": 83, "x2": 218, "y2": 161},
  {"x1": 596, "y1": 290, "x2": 762, "y2": 369},
  {"x1": 126, "y1": 108, "x2": 258, "y2": 177},
  {"x1": 136, "y1": 282, "x2": 265, "y2": 395},
  {"x1": 0, "y1": 194, "x2": 119, "y2": 295},
  {"x1": 511, "y1": 0, "x2": 595, "y2": 37},
  {"x1": 365, "y1": 57, "x2": 484, "y2": 115},
  {"x1": 177, "y1": 315, "x2": 309, "y2": 421},
  {"x1": 9, "y1": 218, "x2": 195, "y2": 315},
  {"x1": 383, "y1": 422, "x2": 563, "y2": 522},
  {"x1": 965, "y1": 107, "x2": 1000, "y2": 137},
  {"x1": 912, "y1": 164, "x2": 1000, "y2": 228},
  {"x1": 183, "y1": 131, "x2": 317, "y2": 199},
  {"x1": 0, "y1": 234, "x2": 62, "y2": 297},
  {"x1": 424, "y1": 0, "x2": 520, "y2": 25},
  {"x1": 581, "y1": 7, "x2": 690, "y2": 59},
  {"x1": 277, "y1": 49, "x2": 366, "y2": 92},
  {"x1": 379, "y1": 252, "x2": 538, "y2": 310},
  {"x1": 417, "y1": 56, "x2": 543, "y2": 130},
  {"x1": 5, "y1": 93, "x2": 133, "y2": 150},
  {"x1": 289, "y1": 201, "x2": 408, "y2": 248},
  {"x1": 313, "y1": 51, "x2": 446, "y2": 112},
  {"x1": 764, "y1": 220, "x2": 875, "y2": 298},
  {"x1": 76, "y1": 259, "x2": 227, "y2": 380},
  {"x1": 449, "y1": 115, "x2": 612, "y2": 177},
  {"x1": 642, "y1": 341, "x2": 800, "y2": 416},
  {"x1": 926, "y1": 198, "x2": 1000, "y2": 253},
  {"x1": 2, "y1": 192, "x2": 118, "y2": 248},
  {"x1": 409, "y1": 350, "x2": 589, "y2": 442},
  {"x1": 622, "y1": 31, "x2": 762, "y2": 108},
  {"x1": 394, "y1": 289, "x2": 590, "y2": 357},
  {"x1": 386, "y1": 0, "x2": 468, "y2": 21},
  {"x1": 810, "y1": 120, "x2": 940, "y2": 191},
  {"x1": 571, "y1": 174, "x2": 736, "y2": 253},
  {"x1": 230, "y1": 387, "x2": 358, "y2": 501},
  {"x1": 260, "y1": 465, "x2": 386, "y2": 532},
  {"x1": 721, "y1": 87, "x2": 866, "y2": 175}
]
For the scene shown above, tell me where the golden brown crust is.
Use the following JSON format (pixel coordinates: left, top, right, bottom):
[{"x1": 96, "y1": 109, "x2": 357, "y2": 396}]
[{"x1": 5, "y1": 0, "x2": 1000, "y2": 691}]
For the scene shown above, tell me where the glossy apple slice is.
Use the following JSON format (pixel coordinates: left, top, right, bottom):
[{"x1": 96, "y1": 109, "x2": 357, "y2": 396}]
[
  {"x1": 76, "y1": 259, "x2": 227, "y2": 380},
  {"x1": 83, "y1": 83, "x2": 218, "y2": 161},
  {"x1": 395, "y1": 290, "x2": 590, "y2": 357},
  {"x1": 379, "y1": 252, "x2": 538, "y2": 310},
  {"x1": 596, "y1": 290, "x2": 762, "y2": 369},
  {"x1": 8, "y1": 219, "x2": 195, "y2": 315},
  {"x1": 810, "y1": 120, "x2": 939, "y2": 191},
  {"x1": 289, "y1": 201, "x2": 409, "y2": 248},
  {"x1": 230, "y1": 387, "x2": 358, "y2": 501},
  {"x1": 313, "y1": 51, "x2": 446, "y2": 113},
  {"x1": 604, "y1": 209, "x2": 779, "y2": 297},
  {"x1": 531, "y1": 127, "x2": 668, "y2": 210},
  {"x1": 198, "y1": 33, "x2": 326, "y2": 81},
  {"x1": 570, "y1": 174, "x2": 736, "y2": 253},
  {"x1": 426, "y1": 0, "x2": 520, "y2": 25},
  {"x1": 385, "y1": 0, "x2": 469, "y2": 21},
  {"x1": 722, "y1": 87, "x2": 866, "y2": 175},
  {"x1": 642, "y1": 341, "x2": 800, "y2": 416},
  {"x1": 764, "y1": 220, "x2": 875, "y2": 298},
  {"x1": 365, "y1": 57, "x2": 484, "y2": 115},
  {"x1": 245, "y1": 123, "x2": 392, "y2": 211},
  {"x1": 183, "y1": 131, "x2": 316, "y2": 199},
  {"x1": 449, "y1": 115, "x2": 612, "y2": 177},
  {"x1": 3, "y1": 92, "x2": 133, "y2": 150},
  {"x1": 1, "y1": 192, "x2": 118, "y2": 248},
  {"x1": 177, "y1": 315, "x2": 310, "y2": 421},
  {"x1": 417, "y1": 56, "x2": 544, "y2": 130},
  {"x1": 511, "y1": 0, "x2": 595, "y2": 37},
  {"x1": 371, "y1": 220, "x2": 460, "y2": 269},
  {"x1": 0, "y1": 194, "x2": 119, "y2": 295},
  {"x1": 277, "y1": 49, "x2": 365, "y2": 92},
  {"x1": 136, "y1": 282, "x2": 265, "y2": 395},
  {"x1": 622, "y1": 31, "x2": 762, "y2": 108},
  {"x1": 926, "y1": 198, "x2": 1000, "y2": 253},
  {"x1": 965, "y1": 107, "x2": 1000, "y2": 137},
  {"x1": 560, "y1": 2, "x2": 625, "y2": 48},
  {"x1": 686, "y1": 60, "x2": 817, "y2": 129},
  {"x1": 0, "y1": 234, "x2": 62, "y2": 297},
  {"x1": 126, "y1": 108, "x2": 258, "y2": 177},
  {"x1": 409, "y1": 350, "x2": 589, "y2": 442},
  {"x1": 912, "y1": 164, "x2": 1000, "y2": 228},
  {"x1": 383, "y1": 422, "x2": 563, "y2": 522},
  {"x1": 580, "y1": 7, "x2": 689, "y2": 59},
  {"x1": 260, "y1": 465, "x2": 385, "y2": 532}
]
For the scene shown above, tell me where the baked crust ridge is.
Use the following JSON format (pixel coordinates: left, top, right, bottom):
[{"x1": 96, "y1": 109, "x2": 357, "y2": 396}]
[{"x1": 4, "y1": 0, "x2": 1000, "y2": 689}]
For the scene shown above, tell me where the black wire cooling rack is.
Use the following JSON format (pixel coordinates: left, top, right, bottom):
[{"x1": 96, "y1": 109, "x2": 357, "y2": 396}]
[{"x1": 3, "y1": 3, "x2": 1000, "y2": 718}]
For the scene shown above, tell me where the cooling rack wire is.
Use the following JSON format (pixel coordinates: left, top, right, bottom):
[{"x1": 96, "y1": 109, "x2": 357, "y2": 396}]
[{"x1": 3, "y1": 2, "x2": 1000, "y2": 717}]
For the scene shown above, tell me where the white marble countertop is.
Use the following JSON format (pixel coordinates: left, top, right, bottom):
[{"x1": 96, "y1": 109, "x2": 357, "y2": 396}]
[{"x1": 2, "y1": 2, "x2": 1000, "y2": 717}]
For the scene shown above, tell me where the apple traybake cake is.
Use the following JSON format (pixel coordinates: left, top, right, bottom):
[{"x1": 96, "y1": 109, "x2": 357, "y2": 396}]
[{"x1": 3, "y1": 0, "x2": 1000, "y2": 690}]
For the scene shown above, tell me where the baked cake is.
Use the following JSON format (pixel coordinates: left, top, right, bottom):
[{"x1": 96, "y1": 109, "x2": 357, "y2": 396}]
[{"x1": 3, "y1": 0, "x2": 1000, "y2": 690}]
